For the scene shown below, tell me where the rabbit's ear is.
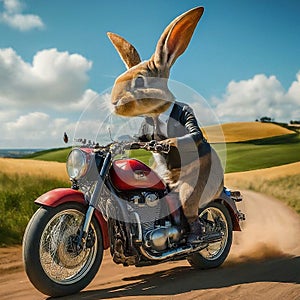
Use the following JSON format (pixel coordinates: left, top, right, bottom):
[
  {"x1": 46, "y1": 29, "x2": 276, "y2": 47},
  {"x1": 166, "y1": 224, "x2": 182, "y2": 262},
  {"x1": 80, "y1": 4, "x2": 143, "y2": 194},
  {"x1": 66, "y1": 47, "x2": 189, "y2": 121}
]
[
  {"x1": 107, "y1": 32, "x2": 141, "y2": 69},
  {"x1": 152, "y1": 7, "x2": 204, "y2": 69}
]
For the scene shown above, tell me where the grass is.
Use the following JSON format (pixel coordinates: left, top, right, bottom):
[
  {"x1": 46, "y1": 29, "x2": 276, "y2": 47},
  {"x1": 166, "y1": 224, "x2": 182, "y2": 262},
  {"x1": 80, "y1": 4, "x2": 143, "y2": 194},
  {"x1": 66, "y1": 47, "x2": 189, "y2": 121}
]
[
  {"x1": 240, "y1": 174, "x2": 300, "y2": 214},
  {"x1": 218, "y1": 133, "x2": 300, "y2": 173},
  {"x1": 27, "y1": 134, "x2": 300, "y2": 174},
  {"x1": 0, "y1": 172, "x2": 69, "y2": 246},
  {"x1": 24, "y1": 147, "x2": 71, "y2": 163}
]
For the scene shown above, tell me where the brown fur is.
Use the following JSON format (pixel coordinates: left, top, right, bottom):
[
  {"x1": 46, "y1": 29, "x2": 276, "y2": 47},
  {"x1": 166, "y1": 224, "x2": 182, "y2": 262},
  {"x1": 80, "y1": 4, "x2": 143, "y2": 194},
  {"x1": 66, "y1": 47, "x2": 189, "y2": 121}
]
[
  {"x1": 153, "y1": 149, "x2": 224, "y2": 222},
  {"x1": 108, "y1": 7, "x2": 224, "y2": 222}
]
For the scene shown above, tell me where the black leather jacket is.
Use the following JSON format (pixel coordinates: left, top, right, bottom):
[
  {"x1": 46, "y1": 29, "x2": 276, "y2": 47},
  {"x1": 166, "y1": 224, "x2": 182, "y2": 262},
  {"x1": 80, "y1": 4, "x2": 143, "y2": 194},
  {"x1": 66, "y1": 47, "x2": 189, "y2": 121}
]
[{"x1": 137, "y1": 101, "x2": 211, "y2": 169}]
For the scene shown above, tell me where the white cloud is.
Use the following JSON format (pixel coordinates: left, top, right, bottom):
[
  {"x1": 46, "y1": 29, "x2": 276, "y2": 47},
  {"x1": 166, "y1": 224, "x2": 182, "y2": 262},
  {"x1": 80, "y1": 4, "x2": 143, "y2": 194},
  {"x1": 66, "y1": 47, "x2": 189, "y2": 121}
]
[
  {"x1": 2, "y1": 0, "x2": 23, "y2": 13},
  {"x1": 0, "y1": 0, "x2": 44, "y2": 31},
  {"x1": 1, "y1": 45, "x2": 299, "y2": 149},
  {"x1": 214, "y1": 73, "x2": 300, "y2": 123},
  {"x1": 67, "y1": 91, "x2": 111, "y2": 121},
  {"x1": 1, "y1": 11, "x2": 44, "y2": 31},
  {"x1": 0, "y1": 47, "x2": 115, "y2": 148},
  {"x1": 6, "y1": 111, "x2": 49, "y2": 133},
  {"x1": 3, "y1": 112, "x2": 56, "y2": 147},
  {"x1": 288, "y1": 72, "x2": 300, "y2": 104},
  {"x1": 1, "y1": 111, "x2": 97, "y2": 148},
  {"x1": 0, "y1": 48, "x2": 93, "y2": 110},
  {"x1": 0, "y1": 110, "x2": 115, "y2": 148}
]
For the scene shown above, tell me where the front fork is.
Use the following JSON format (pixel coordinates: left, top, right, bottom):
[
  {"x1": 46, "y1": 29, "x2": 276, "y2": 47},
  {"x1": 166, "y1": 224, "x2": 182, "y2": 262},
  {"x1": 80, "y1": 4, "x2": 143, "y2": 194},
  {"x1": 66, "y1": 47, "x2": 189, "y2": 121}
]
[{"x1": 78, "y1": 152, "x2": 112, "y2": 247}]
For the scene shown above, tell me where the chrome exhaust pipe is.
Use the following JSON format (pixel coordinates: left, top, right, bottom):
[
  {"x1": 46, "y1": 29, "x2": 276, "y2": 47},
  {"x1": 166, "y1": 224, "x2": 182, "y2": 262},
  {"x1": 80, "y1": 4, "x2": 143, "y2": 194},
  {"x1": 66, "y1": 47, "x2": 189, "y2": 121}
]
[{"x1": 139, "y1": 244, "x2": 204, "y2": 261}]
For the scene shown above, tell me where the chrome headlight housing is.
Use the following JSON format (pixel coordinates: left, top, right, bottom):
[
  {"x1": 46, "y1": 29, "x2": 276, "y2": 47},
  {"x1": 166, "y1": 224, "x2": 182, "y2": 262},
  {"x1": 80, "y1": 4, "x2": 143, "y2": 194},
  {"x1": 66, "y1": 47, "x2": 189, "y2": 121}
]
[{"x1": 66, "y1": 148, "x2": 89, "y2": 180}]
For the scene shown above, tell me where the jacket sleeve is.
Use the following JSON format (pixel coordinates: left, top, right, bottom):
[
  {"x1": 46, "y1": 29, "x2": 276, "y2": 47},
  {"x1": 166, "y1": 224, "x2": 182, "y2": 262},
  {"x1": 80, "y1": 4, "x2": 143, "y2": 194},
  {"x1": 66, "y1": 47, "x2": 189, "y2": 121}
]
[{"x1": 176, "y1": 105, "x2": 206, "y2": 152}]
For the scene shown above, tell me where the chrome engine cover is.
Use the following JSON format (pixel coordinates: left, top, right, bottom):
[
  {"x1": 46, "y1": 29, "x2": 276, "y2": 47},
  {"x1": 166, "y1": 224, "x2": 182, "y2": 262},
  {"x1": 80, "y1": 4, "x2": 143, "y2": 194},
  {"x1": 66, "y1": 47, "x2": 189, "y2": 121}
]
[
  {"x1": 145, "y1": 225, "x2": 181, "y2": 251},
  {"x1": 128, "y1": 191, "x2": 182, "y2": 251}
]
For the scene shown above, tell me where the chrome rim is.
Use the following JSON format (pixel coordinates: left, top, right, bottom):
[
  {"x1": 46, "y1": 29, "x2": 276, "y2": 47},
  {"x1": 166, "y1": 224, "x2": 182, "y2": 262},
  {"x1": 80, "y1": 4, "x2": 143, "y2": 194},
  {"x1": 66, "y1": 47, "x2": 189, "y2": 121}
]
[
  {"x1": 39, "y1": 209, "x2": 98, "y2": 284},
  {"x1": 199, "y1": 206, "x2": 228, "y2": 260}
]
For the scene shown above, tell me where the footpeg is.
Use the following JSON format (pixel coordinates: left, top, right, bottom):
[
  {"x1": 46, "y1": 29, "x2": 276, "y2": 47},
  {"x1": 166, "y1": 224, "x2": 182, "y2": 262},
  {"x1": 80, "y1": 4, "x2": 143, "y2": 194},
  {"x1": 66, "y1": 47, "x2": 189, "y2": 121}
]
[{"x1": 231, "y1": 190, "x2": 243, "y2": 202}]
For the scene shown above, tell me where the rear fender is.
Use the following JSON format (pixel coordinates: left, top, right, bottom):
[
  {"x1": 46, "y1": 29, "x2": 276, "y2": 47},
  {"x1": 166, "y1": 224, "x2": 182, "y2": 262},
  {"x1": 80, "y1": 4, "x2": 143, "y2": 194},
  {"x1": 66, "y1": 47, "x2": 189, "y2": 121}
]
[
  {"x1": 35, "y1": 188, "x2": 109, "y2": 249},
  {"x1": 215, "y1": 191, "x2": 241, "y2": 231}
]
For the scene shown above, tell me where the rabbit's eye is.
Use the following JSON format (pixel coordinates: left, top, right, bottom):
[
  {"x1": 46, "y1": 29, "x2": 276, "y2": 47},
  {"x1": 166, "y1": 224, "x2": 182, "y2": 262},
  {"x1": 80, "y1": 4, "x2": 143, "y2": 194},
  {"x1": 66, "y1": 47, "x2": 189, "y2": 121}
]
[{"x1": 134, "y1": 76, "x2": 145, "y2": 88}]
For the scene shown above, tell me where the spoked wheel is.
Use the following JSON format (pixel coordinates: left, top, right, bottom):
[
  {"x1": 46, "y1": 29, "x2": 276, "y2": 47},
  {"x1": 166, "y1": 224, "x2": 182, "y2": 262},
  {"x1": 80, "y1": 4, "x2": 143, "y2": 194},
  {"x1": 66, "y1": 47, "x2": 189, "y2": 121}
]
[
  {"x1": 23, "y1": 202, "x2": 104, "y2": 297},
  {"x1": 187, "y1": 202, "x2": 232, "y2": 269}
]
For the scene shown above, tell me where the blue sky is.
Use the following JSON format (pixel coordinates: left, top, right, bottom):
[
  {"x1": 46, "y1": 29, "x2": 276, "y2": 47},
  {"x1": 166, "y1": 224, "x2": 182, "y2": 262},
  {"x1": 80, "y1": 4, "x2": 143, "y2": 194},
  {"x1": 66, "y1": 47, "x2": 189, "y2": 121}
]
[{"x1": 0, "y1": 0, "x2": 300, "y2": 148}]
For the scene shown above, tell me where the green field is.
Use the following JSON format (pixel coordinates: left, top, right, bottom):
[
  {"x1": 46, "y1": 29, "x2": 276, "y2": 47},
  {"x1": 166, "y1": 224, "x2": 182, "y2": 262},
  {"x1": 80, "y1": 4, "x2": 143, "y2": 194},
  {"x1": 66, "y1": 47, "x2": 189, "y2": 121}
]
[
  {"x1": 221, "y1": 133, "x2": 300, "y2": 173},
  {"x1": 26, "y1": 133, "x2": 300, "y2": 174},
  {"x1": 24, "y1": 147, "x2": 72, "y2": 163}
]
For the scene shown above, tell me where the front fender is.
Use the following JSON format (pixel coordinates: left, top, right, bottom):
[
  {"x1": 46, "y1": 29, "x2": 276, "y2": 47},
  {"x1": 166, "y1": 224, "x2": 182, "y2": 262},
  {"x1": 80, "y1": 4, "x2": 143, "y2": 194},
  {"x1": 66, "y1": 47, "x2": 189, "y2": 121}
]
[
  {"x1": 35, "y1": 188, "x2": 109, "y2": 249},
  {"x1": 35, "y1": 188, "x2": 85, "y2": 207}
]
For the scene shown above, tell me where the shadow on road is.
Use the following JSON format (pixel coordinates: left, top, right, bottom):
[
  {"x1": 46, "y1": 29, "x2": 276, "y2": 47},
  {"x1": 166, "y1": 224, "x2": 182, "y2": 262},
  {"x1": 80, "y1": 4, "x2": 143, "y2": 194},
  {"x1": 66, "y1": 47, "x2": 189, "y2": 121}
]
[{"x1": 50, "y1": 255, "x2": 300, "y2": 299}]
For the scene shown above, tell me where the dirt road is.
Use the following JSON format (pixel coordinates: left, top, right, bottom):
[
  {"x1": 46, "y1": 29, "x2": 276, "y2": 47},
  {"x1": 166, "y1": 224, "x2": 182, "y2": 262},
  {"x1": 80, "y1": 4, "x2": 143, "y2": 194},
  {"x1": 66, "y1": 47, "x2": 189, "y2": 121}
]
[{"x1": 1, "y1": 190, "x2": 299, "y2": 300}]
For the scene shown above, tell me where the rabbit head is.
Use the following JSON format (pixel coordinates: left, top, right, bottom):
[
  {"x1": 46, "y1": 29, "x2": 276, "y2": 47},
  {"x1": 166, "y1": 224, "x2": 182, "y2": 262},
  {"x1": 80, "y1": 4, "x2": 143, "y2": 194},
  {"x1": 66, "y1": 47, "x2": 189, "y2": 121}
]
[{"x1": 108, "y1": 7, "x2": 204, "y2": 117}]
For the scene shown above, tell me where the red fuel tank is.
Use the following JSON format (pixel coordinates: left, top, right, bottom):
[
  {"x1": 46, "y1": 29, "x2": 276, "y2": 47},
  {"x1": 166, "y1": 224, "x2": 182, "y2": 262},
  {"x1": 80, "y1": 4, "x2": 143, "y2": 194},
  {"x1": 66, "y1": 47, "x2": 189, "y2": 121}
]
[{"x1": 109, "y1": 159, "x2": 166, "y2": 191}]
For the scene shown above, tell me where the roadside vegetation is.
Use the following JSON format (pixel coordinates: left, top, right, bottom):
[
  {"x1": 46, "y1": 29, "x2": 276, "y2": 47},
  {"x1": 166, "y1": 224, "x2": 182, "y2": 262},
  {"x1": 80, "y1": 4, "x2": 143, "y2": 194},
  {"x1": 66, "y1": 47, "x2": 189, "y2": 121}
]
[
  {"x1": 0, "y1": 172, "x2": 69, "y2": 246},
  {"x1": 247, "y1": 174, "x2": 300, "y2": 214}
]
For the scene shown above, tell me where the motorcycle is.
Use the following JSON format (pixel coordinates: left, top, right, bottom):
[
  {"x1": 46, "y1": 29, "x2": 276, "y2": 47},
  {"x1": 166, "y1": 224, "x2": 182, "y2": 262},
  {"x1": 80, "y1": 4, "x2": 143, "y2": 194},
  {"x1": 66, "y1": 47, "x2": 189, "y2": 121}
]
[{"x1": 23, "y1": 138, "x2": 245, "y2": 297}]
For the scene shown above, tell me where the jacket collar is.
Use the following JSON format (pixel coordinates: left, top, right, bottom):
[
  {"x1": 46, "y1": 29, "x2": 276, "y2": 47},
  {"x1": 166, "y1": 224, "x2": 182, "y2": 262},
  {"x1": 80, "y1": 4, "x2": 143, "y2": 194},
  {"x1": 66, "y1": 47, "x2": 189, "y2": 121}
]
[{"x1": 158, "y1": 102, "x2": 175, "y2": 123}]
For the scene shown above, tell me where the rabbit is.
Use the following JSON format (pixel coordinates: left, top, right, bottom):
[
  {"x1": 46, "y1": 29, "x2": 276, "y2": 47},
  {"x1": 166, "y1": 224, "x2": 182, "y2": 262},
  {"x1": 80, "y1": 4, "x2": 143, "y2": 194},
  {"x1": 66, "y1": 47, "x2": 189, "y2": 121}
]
[{"x1": 107, "y1": 6, "x2": 224, "y2": 243}]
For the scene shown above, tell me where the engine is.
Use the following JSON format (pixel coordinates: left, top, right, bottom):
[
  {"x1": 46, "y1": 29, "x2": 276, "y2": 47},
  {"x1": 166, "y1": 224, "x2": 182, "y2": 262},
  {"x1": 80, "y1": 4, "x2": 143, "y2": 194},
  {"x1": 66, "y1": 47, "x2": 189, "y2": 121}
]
[
  {"x1": 127, "y1": 191, "x2": 181, "y2": 251},
  {"x1": 110, "y1": 159, "x2": 181, "y2": 252}
]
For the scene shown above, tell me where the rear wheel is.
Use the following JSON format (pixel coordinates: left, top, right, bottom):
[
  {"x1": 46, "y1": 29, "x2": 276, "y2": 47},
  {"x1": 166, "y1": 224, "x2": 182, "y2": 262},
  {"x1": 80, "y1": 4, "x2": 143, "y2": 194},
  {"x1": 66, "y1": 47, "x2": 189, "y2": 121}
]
[
  {"x1": 23, "y1": 202, "x2": 104, "y2": 297},
  {"x1": 187, "y1": 202, "x2": 232, "y2": 269}
]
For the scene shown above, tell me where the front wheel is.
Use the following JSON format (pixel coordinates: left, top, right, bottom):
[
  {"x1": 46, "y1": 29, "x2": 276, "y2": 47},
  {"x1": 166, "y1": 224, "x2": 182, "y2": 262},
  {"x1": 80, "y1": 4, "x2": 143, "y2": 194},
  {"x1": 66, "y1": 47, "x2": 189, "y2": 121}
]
[
  {"x1": 22, "y1": 202, "x2": 104, "y2": 297},
  {"x1": 187, "y1": 201, "x2": 233, "y2": 269}
]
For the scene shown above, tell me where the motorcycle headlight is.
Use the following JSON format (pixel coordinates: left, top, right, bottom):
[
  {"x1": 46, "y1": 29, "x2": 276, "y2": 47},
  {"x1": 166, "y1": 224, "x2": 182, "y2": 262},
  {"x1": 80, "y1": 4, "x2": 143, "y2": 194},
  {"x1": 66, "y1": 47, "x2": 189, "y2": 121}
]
[{"x1": 66, "y1": 149, "x2": 89, "y2": 180}]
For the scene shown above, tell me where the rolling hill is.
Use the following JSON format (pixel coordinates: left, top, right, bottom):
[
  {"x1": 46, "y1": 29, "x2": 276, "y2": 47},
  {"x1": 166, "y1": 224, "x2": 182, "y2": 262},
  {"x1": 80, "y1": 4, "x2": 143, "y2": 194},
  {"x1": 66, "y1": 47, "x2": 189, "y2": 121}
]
[
  {"x1": 203, "y1": 121, "x2": 294, "y2": 143},
  {"x1": 23, "y1": 147, "x2": 71, "y2": 163},
  {"x1": 20, "y1": 122, "x2": 299, "y2": 173}
]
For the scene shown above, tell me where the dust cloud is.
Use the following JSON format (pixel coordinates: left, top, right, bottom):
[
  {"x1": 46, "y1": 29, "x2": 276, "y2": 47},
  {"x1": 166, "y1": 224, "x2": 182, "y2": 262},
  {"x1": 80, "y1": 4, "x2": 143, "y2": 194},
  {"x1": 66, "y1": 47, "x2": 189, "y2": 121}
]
[{"x1": 227, "y1": 190, "x2": 300, "y2": 264}]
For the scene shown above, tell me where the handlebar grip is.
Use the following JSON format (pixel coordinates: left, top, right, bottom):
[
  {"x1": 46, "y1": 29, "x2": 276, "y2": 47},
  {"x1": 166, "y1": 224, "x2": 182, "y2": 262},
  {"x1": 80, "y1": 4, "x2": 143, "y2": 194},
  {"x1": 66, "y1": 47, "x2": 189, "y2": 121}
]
[
  {"x1": 124, "y1": 141, "x2": 169, "y2": 153},
  {"x1": 154, "y1": 144, "x2": 163, "y2": 152},
  {"x1": 127, "y1": 142, "x2": 141, "y2": 150}
]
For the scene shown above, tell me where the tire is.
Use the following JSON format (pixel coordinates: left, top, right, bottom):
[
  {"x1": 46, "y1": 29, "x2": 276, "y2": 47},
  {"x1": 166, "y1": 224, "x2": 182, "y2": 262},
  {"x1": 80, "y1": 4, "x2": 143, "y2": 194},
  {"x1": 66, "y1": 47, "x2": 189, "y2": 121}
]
[
  {"x1": 22, "y1": 202, "x2": 104, "y2": 297},
  {"x1": 187, "y1": 201, "x2": 233, "y2": 269}
]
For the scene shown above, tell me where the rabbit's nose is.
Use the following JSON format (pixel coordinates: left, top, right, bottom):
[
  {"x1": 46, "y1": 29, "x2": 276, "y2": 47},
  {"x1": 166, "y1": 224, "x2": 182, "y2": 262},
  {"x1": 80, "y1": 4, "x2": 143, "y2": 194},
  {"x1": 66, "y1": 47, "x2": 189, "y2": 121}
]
[
  {"x1": 112, "y1": 99, "x2": 119, "y2": 106},
  {"x1": 113, "y1": 97, "x2": 130, "y2": 106},
  {"x1": 113, "y1": 98, "x2": 124, "y2": 107}
]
